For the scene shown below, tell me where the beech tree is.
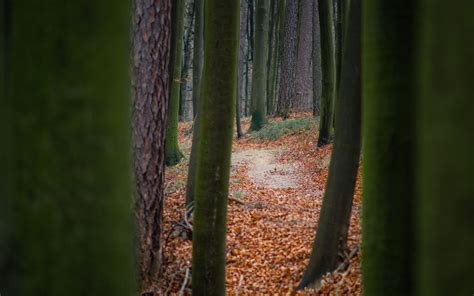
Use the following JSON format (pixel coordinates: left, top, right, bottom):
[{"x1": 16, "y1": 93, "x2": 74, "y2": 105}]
[
  {"x1": 0, "y1": 1, "x2": 135, "y2": 295},
  {"x1": 132, "y1": 0, "x2": 171, "y2": 289},
  {"x1": 191, "y1": 0, "x2": 239, "y2": 294},
  {"x1": 249, "y1": 0, "x2": 270, "y2": 131},
  {"x1": 165, "y1": 0, "x2": 185, "y2": 166},
  {"x1": 299, "y1": 0, "x2": 361, "y2": 288}
]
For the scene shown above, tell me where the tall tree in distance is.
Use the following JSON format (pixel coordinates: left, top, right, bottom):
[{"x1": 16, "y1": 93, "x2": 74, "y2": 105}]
[
  {"x1": 417, "y1": 1, "x2": 474, "y2": 295},
  {"x1": 165, "y1": 0, "x2": 185, "y2": 166},
  {"x1": 132, "y1": 0, "x2": 171, "y2": 290},
  {"x1": 317, "y1": 0, "x2": 336, "y2": 147},
  {"x1": 0, "y1": 1, "x2": 135, "y2": 295},
  {"x1": 249, "y1": 0, "x2": 270, "y2": 131},
  {"x1": 236, "y1": 0, "x2": 248, "y2": 138},
  {"x1": 362, "y1": 1, "x2": 415, "y2": 295},
  {"x1": 312, "y1": 0, "x2": 322, "y2": 116},
  {"x1": 276, "y1": 0, "x2": 298, "y2": 119},
  {"x1": 299, "y1": 0, "x2": 361, "y2": 288},
  {"x1": 191, "y1": 0, "x2": 240, "y2": 294}
]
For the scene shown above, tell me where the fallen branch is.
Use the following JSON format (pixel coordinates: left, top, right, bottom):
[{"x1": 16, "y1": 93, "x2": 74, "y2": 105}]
[
  {"x1": 336, "y1": 245, "x2": 359, "y2": 272},
  {"x1": 179, "y1": 268, "x2": 190, "y2": 296}
]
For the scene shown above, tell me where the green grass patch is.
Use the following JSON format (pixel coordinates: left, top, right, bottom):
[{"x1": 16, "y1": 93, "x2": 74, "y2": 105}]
[{"x1": 250, "y1": 117, "x2": 318, "y2": 140}]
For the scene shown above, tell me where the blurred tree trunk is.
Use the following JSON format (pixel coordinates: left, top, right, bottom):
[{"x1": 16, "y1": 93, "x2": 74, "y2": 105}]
[
  {"x1": 299, "y1": 0, "x2": 360, "y2": 288},
  {"x1": 249, "y1": 0, "x2": 270, "y2": 131},
  {"x1": 132, "y1": 0, "x2": 172, "y2": 290},
  {"x1": 191, "y1": 0, "x2": 239, "y2": 294},
  {"x1": 312, "y1": 0, "x2": 322, "y2": 116},
  {"x1": 0, "y1": 1, "x2": 135, "y2": 295},
  {"x1": 236, "y1": 0, "x2": 248, "y2": 138},
  {"x1": 165, "y1": 0, "x2": 185, "y2": 166},
  {"x1": 362, "y1": 1, "x2": 415, "y2": 295},
  {"x1": 316, "y1": 0, "x2": 336, "y2": 147},
  {"x1": 276, "y1": 0, "x2": 298, "y2": 119},
  {"x1": 180, "y1": 0, "x2": 195, "y2": 121}
]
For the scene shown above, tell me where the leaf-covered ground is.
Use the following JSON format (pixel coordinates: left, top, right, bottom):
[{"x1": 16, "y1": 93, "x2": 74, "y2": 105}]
[{"x1": 155, "y1": 114, "x2": 362, "y2": 295}]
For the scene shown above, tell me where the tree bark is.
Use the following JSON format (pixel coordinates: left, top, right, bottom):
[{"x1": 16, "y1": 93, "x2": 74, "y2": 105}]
[
  {"x1": 299, "y1": 0, "x2": 361, "y2": 288},
  {"x1": 165, "y1": 0, "x2": 185, "y2": 166},
  {"x1": 312, "y1": 0, "x2": 322, "y2": 116},
  {"x1": 276, "y1": 0, "x2": 298, "y2": 119},
  {"x1": 0, "y1": 1, "x2": 135, "y2": 294},
  {"x1": 316, "y1": 0, "x2": 336, "y2": 147},
  {"x1": 249, "y1": 0, "x2": 270, "y2": 131},
  {"x1": 132, "y1": 0, "x2": 171, "y2": 290},
  {"x1": 179, "y1": 0, "x2": 195, "y2": 121},
  {"x1": 362, "y1": 1, "x2": 415, "y2": 295},
  {"x1": 191, "y1": 0, "x2": 239, "y2": 294},
  {"x1": 236, "y1": 0, "x2": 248, "y2": 138},
  {"x1": 417, "y1": 1, "x2": 474, "y2": 295}
]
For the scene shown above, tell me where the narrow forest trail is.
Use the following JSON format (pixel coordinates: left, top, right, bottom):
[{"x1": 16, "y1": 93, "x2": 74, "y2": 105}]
[{"x1": 157, "y1": 116, "x2": 362, "y2": 295}]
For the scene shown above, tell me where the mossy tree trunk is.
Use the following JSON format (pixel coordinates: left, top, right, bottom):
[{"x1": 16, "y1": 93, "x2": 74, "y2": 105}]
[
  {"x1": 191, "y1": 0, "x2": 239, "y2": 294},
  {"x1": 165, "y1": 0, "x2": 185, "y2": 166},
  {"x1": 276, "y1": 0, "x2": 298, "y2": 119},
  {"x1": 186, "y1": 0, "x2": 205, "y2": 208},
  {"x1": 417, "y1": 1, "x2": 474, "y2": 295},
  {"x1": 317, "y1": 0, "x2": 336, "y2": 147},
  {"x1": 266, "y1": 0, "x2": 279, "y2": 116},
  {"x1": 132, "y1": 0, "x2": 171, "y2": 290},
  {"x1": 0, "y1": 1, "x2": 135, "y2": 295},
  {"x1": 299, "y1": 0, "x2": 361, "y2": 289},
  {"x1": 249, "y1": 0, "x2": 270, "y2": 131},
  {"x1": 362, "y1": 1, "x2": 415, "y2": 295}
]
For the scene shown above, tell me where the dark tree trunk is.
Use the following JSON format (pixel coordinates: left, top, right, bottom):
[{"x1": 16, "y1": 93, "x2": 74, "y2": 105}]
[
  {"x1": 236, "y1": 0, "x2": 248, "y2": 138},
  {"x1": 362, "y1": 1, "x2": 415, "y2": 295},
  {"x1": 276, "y1": 0, "x2": 298, "y2": 119},
  {"x1": 312, "y1": 0, "x2": 322, "y2": 116},
  {"x1": 299, "y1": 0, "x2": 361, "y2": 288},
  {"x1": 179, "y1": 0, "x2": 195, "y2": 121},
  {"x1": 316, "y1": 0, "x2": 336, "y2": 147},
  {"x1": 1, "y1": 1, "x2": 135, "y2": 294},
  {"x1": 191, "y1": 0, "x2": 240, "y2": 294},
  {"x1": 132, "y1": 0, "x2": 171, "y2": 290}
]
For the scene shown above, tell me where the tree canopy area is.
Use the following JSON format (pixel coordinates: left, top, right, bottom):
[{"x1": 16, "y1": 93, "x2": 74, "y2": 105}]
[{"x1": 1, "y1": 0, "x2": 473, "y2": 295}]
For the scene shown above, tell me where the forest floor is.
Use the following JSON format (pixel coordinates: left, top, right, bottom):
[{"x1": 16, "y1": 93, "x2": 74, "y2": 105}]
[{"x1": 156, "y1": 113, "x2": 362, "y2": 295}]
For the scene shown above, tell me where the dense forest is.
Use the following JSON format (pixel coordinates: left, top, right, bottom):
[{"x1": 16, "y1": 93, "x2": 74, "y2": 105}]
[{"x1": 1, "y1": 0, "x2": 473, "y2": 295}]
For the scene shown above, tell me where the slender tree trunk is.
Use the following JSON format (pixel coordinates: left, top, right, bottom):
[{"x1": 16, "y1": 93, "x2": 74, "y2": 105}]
[
  {"x1": 165, "y1": 0, "x2": 185, "y2": 166},
  {"x1": 276, "y1": 0, "x2": 298, "y2": 119},
  {"x1": 191, "y1": 0, "x2": 239, "y2": 294},
  {"x1": 417, "y1": 2, "x2": 474, "y2": 295},
  {"x1": 132, "y1": 0, "x2": 171, "y2": 289},
  {"x1": 294, "y1": 0, "x2": 313, "y2": 111},
  {"x1": 312, "y1": 0, "x2": 322, "y2": 116},
  {"x1": 249, "y1": 0, "x2": 270, "y2": 131},
  {"x1": 236, "y1": 0, "x2": 248, "y2": 138},
  {"x1": 362, "y1": 1, "x2": 415, "y2": 295},
  {"x1": 299, "y1": 0, "x2": 361, "y2": 288},
  {"x1": 180, "y1": 0, "x2": 195, "y2": 121},
  {"x1": 266, "y1": 0, "x2": 277, "y2": 115},
  {"x1": 0, "y1": 1, "x2": 135, "y2": 295},
  {"x1": 186, "y1": 0, "x2": 205, "y2": 208},
  {"x1": 316, "y1": 0, "x2": 336, "y2": 147}
]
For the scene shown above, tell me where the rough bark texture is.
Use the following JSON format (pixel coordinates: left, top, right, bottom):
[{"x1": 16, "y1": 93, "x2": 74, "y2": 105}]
[
  {"x1": 276, "y1": 0, "x2": 298, "y2": 119},
  {"x1": 417, "y1": 1, "x2": 474, "y2": 295},
  {"x1": 0, "y1": 1, "x2": 135, "y2": 295},
  {"x1": 316, "y1": 0, "x2": 336, "y2": 147},
  {"x1": 312, "y1": 0, "x2": 322, "y2": 116},
  {"x1": 249, "y1": 0, "x2": 270, "y2": 131},
  {"x1": 191, "y1": 0, "x2": 239, "y2": 294},
  {"x1": 186, "y1": 0, "x2": 205, "y2": 208},
  {"x1": 299, "y1": 0, "x2": 360, "y2": 288},
  {"x1": 362, "y1": 1, "x2": 415, "y2": 295},
  {"x1": 165, "y1": 0, "x2": 185, "y2": 166},
  {"x1": 294, "y1": 0, "x2": 313, "y2": 111},
  {"x1": 132, "y1": 0, "x2": 171, "y2": 290}
]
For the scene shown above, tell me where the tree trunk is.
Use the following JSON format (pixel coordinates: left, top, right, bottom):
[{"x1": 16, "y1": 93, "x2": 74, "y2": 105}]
[
  {"x1": 276, "y1": 0, "x2": 298, "y2": 119},
  {"x1": 179, "y1": 0, "x2": 195, "y2": 121},
  {"x1": 236, "y1": 0, "x2": 248, "y2": 139},
  {"x1": 417, "y1": 1, "x2": 474, "y2": 295},
  {"x1": 132, "y1": 0, "x2": 171, "y2": 290},
  {"x1": 0, "y1": 1, "x2": 135, "y2": 295},
  {"x1": 312, "y1": 0, "x2": 322, "y2": 116},
  {"x1": 316, "y1": 0, "x2": 336, "y2": 147},
  {"x1": 249, "y1": 0, "x2": 270, "y2": 131},
  {"x1": 298, "y1": 0, "x2": 361, "y2": 288},
  {"x1": 191, "y1": 0, "x2": 239, "y2": 294},
  {"x1": 165, "y1": 0, "x2": 185, "y2": 166},
  {"x1": 362, "y1": 1, "x2": 415, "y2": 295},
  {"x1": 186, "y1": 0, "x2": 205, "y2": 208},
  {"x1": 294, "y1": 0, "x2": 313, "y2": 111}
]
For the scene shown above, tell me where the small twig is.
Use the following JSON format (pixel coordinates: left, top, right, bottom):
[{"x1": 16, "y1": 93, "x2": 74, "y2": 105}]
[
  {"x1": 164, "y1": 269, "x2": 179, "y2": 296},
  {"x1": 234, "y1": 274, "x2": 244, "y2": 296},
  {"x1": 229, "y1": 196, "x2": 245, "y2": 204},
  {"x1": 336, "y1": 245, "x2": 359, "y2": 272},
  {"x1": 179, "y1": 268, "x2": 190, "y2": 296}
]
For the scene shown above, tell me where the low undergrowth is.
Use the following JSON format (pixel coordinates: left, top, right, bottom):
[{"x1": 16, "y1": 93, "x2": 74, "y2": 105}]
[{"x1": 250, "y1": 117, "x2": 318, "y2": 140}]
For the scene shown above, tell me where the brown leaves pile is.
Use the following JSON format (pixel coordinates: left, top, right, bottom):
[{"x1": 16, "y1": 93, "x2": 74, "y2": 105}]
[{"x1": 154, "y1": 114, "x2": 362, "y2": 295}]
